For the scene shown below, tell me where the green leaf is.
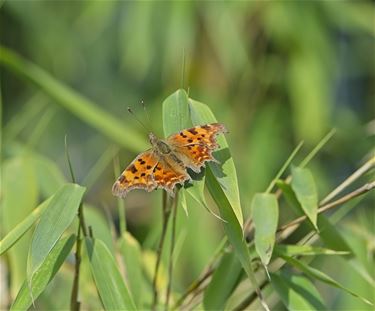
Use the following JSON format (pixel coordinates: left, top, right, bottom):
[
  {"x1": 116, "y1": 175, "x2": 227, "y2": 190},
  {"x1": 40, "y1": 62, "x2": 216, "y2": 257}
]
[
  {"x1": 205, "y1": 169, "x2": 268, "y2": 310},
  {"x1": 274, "y1": 244, "x2": 350, "y2": 257},
  {"x1": 27, "y1": 183, "x2": 85, "y2": 283},
  {"x1": 162, "y1": 89, "x2": 207, "y2": 213},
  {"x1": 162, "y1": 89, "x2": 191, "y2": 136},
  {"x1": 276, "y1": 180, "x2": 304, "y2": 217},
  {"x1": 118, "y1": 232, "x2": 144, "y2": 308},
  {"x1": 85, "y1": 238, "x2": 137, "y2": 310},
  {"x1": 11, "y1": 234, "x2": 76, "y2": 311},
  {"x1": 291, "y1": 167, "x2": 318, "y2": 229},
  {"x1": 271, "y1": 272, "x2": 326, "y2": 311},
  {"x1": 0, "y1": 46, "x2": 148, "y2": 152},
  {"x1": 317, "y1": 216, "x2": 353, "y2": 254},
  {"x1": 203, "y1": 252, "x2": 242, "y2": 310},
  {"x1": 189, "y1": 98, "x2": 243, "y2": 226},
  {"x1": 281, "y1": 254, "x2": 374, "y2": 306},
  {"x1": 251, "y1": 193, "x2": 279, "y2": 265},
  {"x1": 84, "y1": 205, "x2": 115, "y2": 254},
  {"x1": 0, "y1": 196, "x2": 52, "y2": 255}
]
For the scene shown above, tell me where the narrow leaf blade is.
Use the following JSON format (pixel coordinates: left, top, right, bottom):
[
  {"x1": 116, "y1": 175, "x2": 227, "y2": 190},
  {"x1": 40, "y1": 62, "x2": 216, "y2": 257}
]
[
  {"x1": 11, "y1": 234, "x2": 76, "y2": 311},
  {"x1": 0, "y1": 196, "x2": 52, "y2": 255},
  {"x1": 27, "y1": 183, "x2": 85, "y2": 282},
  {"x1": 85, "y1": 238, "x2": 137, "y2": 310},
  {"x1": 251, "y1": 193, "x2": 279, "y2": 265},
  {"x1": 282, "y1": 254, "x2": 373, "y2": 306},
  {"x1": 271, "y1": 272, "x2": 326, "y2": 311},
  {"x1": 291, "y1": 167, "x2": 318, "y2": 229}
]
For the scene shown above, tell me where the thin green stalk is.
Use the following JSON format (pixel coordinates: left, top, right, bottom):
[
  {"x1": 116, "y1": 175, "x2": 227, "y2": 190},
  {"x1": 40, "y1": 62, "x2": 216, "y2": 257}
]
[
  {"x1": 152, "y1": 191, "x2": 172, "y2": 311},
  {"x1": 165, "y1": 190, "x2": 179, "y2": 310},
  {"x1": 265, "y1": 141, "x2": 304, "y2": 194},
  {"x1": 65, "y1": 136, "x2": 87, "y2": 311}
]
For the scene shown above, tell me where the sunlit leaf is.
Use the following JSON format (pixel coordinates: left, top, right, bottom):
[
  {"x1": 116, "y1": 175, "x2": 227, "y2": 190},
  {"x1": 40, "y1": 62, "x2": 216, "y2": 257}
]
[
  {"x1": 0, "y1": 196, "x2": 52, "y2": 256},
  {"x1": 203, "y1": 252, "x2": 242, "y2": 310},
  {"x1": 274, "y1": 244, "x2": 350, "y2": 257},
  {"x1": 271, "y1": 272, "x2": 326, "y2": 311},
  {"x1": 118, "y1": 232, "x2": 144, "y2": 308},
  {"x1": 291, "y1": 167, "x2": 318, "y2": 229},
  {"x1": 85, "y1": 238, "x2": 137, "y2": 310},
  {"x1": 251, "y1": 193, "x2": 279, "y2": 265},
  {"x1": 27, "y1": 183, "x2": 85, "y2": 284},
  {"x1": 281, "y1": 254, "x2": 373, "y2": 306},
  {"x1": 11, "y1": 234, "x2": 76, "y2": 311}
]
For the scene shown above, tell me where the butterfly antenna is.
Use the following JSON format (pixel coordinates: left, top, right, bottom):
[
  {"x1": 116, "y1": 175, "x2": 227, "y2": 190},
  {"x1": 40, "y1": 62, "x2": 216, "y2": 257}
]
[
  {"x1": 140, "y1": 100, "x2": 152, "y2": 127},
  {"x1": 127, "y1": 107, "x2": 149, "y2": 133}
]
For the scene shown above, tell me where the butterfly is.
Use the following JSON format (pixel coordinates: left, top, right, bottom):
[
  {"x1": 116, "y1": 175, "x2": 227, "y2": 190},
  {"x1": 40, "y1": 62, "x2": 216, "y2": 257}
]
[{"x1": 112, "y1": 123, "x2": 228, "y2": 197}]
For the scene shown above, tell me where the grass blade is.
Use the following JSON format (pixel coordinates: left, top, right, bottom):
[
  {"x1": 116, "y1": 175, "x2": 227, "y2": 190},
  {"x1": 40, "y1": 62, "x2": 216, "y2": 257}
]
[
  {"x1": 27, "y1": 183, "x2": 85, "y2": 284},
  {"x1": 271, "y1": 272, "x2": 326, "y2": 311},
  {"x1": 85, "y1": 238, "x2": 137, "y2": 310},
  {"x1": 0, "y1": 196, "x2": 52, "y2": 255},
  {"x1": 11, "y1": 234, "x2": 76, "y2": 311},
  {"x1": 291, "y1": 167, "x2": 319, "y2": 230},
  {"x1": 281, "y1": 254, "x2": 374, "y2": 306},
  {"x1": 251, "y1": 193, "x2": 279, "y2": 265}
]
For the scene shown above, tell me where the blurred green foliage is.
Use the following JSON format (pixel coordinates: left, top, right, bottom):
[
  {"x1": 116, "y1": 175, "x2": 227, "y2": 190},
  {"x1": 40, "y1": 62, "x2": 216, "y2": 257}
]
[{"x1": 1, "y1": 1, "x2": 374, "y2": 310}]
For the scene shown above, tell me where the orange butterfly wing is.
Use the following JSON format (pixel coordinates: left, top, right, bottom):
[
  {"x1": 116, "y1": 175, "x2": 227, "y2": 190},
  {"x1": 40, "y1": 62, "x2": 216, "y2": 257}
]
[
  {"x1": 167, "y1": 123, "x2": 227, "y2": 171},
  {"x1": 152, "y1": 160, "x2": 191, "y2": 196},
  {"x1": 112, "y1": 150, "x2": 158, "y2": 198}
]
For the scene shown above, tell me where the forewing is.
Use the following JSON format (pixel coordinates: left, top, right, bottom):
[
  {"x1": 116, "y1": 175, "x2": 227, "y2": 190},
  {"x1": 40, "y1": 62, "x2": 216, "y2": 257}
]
[
  {"x1": 152, "y1": 159, "x2": 191, "y2": 196},
  {"x1": 167, "y1": 123, "x2": 227, "y2": 149},
  {"x1": 167, "y1": 123, "x2": 227, "y2": 171},
  {"x1": 112, "y1": 150, "x2": 158, "y2": 198}
]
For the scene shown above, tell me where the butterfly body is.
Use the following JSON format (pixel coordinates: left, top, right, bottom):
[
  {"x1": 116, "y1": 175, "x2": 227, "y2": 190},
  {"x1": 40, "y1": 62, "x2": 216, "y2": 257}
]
[{"x1": 112, "y1": 123, "x2": 227, "y2": 197}]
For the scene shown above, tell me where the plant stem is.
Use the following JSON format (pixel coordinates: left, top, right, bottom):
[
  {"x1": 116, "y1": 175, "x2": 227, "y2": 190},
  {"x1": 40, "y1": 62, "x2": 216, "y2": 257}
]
[
  {"x1": 152, "y1": 191, "x2": 172, "y2": 310},
  {"x1": 165, "y1": 190, "x2": 179, "y2": 310},
  {"x1": 320, "y1": 156, "x2": 375, "y2": 205},
  {"x1": 278, "y1": 181, "x2": 375, "y2": 233},
  {"x1": 65, "y1": 136, "x2": 87, "y2": 311}
]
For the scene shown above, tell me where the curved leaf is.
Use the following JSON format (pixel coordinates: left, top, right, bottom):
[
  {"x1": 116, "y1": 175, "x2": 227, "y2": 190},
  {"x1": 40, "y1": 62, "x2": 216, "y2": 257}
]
[
  {"x1": 281, "y1": 254, "x2": 373, "y2": 306},
  {"x1": 251, "y1": 193, "x2": 279, "y2": 265},
  {"x1": 27, "y1": 183, "x2": 85, "y2": 283},
  {"x1": 203, "y1": 252, "x2": 242, "y2": 310},
  {"x1": 271, "y1": 272, "x2": 326, "y2": 311},
  {"x1": 0, "y1": 196, "x2": 52, "y2": 255},
  {"x1": 11, "y1": 234, "x2": 76, "y2": 311},
  {"x1": 85, "y1": 238, "x2": 136, "y2": 310},
  {"x1": 189, "y1": 98, "x2": 243, "y2": 226},
  {"x1": 291, "y1": 166, "x2": 318, "y2": 230}
]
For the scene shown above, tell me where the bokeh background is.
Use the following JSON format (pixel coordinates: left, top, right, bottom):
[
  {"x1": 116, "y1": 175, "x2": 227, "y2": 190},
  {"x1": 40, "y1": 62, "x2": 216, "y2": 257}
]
[{"x1": 1, "y1": 1, "x2": 374, "y2": 310}]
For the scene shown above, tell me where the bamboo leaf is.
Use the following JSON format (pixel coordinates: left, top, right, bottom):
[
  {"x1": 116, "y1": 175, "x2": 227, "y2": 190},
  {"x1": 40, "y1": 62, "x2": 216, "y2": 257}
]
[
  {"x1": 162, "y1": 89, "x2": 191, "y2": 137},
  {"x1": 11, "y1": 234, "x2": 76, "y2": 311},
  {"x1": 189, "y1": 98, "x2": 243, "y2": 226},
  {"x1": 27, "y1": 183, "x2": 85, "y2": 283},
  {"x1": 271, "y1": 272, "x2": 326, "y2": 311},
  {"x1": 274, "y1": 244, "x2": 350, "y2": 257},
  {"x1": 251, "y1": 193, "x2": 279, "y2": 265},
  {"x1": 118, "y1": 232, "x2": 144, "y2": 309},
  {"x1": 281, "y1": 254, "x2": 374, "y2": 306},
  {"x1": 291, "y1": 167, "x2": 318, "y2": 229},
  {"x1": 85, "y1": 238, "x2": 137, "y2": 310},
  {"x1": 203, "y1": 252, "x2": 242, "y2": 310},
  {"x1": 0, "y1": 196, "x2": 52, "y2": 255}
]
